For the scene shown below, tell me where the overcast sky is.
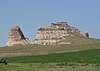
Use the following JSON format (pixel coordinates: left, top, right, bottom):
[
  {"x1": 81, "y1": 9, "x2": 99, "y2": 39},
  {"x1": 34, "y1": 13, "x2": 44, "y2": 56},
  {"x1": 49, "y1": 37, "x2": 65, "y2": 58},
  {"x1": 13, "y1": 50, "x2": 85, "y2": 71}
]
[{"x1": 0, "y1": 0, "x2": 100, "y2": 46}]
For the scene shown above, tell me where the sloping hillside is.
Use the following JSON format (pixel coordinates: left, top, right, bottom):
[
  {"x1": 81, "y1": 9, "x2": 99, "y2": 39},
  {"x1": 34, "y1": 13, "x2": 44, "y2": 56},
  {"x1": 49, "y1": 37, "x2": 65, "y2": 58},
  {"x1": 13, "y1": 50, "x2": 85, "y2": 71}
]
[
  {"x1": 0, "y1": 38, "x2": 100, "y2": 57},
  {"x1": 6, "y1": 49, "x2": 100, "y2": 63}
]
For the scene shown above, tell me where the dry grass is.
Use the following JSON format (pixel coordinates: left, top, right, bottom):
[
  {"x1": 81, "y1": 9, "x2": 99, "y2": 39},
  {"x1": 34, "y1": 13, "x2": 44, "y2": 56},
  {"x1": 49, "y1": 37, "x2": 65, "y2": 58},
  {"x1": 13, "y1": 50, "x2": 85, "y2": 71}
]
[
  {"x1": 0, "y1": 38, "x2": 100, "y2": 57},
  {"x1": 0, "y1": 63, "x2": 100, "y2": 71}
]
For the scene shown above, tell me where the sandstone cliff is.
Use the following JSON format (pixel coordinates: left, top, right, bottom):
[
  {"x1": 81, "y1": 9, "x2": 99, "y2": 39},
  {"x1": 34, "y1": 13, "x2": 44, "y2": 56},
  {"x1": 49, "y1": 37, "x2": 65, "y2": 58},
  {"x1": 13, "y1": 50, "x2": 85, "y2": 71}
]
[
  {"x1": 5, "y1": 22, "x2": 89, "y2": 46},
  {"x1": 6, "y1": 26, "x2": 30, "y2": 46},
  {"x1": 33, "y1": 22, "x2": 89, "y2": 45}
]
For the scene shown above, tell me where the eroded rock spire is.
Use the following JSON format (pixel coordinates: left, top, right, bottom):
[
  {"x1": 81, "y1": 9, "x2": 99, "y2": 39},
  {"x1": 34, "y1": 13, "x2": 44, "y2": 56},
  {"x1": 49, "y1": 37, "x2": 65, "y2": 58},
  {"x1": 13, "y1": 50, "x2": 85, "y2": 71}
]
[{"x1": 6, "y1": 26, "x2": 30, "y2": 46}]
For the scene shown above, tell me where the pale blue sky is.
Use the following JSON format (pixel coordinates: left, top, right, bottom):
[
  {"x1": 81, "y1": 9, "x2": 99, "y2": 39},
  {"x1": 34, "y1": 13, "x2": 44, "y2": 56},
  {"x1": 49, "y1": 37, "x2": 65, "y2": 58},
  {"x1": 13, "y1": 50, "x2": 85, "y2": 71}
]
[{"x1": 0, "y1": 0, "x2": 100, "y2": 46}]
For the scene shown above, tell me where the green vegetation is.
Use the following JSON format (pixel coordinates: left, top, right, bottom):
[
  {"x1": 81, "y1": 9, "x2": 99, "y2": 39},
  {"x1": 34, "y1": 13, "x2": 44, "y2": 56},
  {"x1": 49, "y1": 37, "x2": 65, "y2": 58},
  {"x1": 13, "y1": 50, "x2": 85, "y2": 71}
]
[
  {"x1": 0, "y1": 49, "x2": 100, "y2": 71},
  {"x1": 0, "y1": 63, "x2": 100, "y2": 71},
  {"x1": 5, "y1": 49, "x2": 100, "y2": 64},
  {"x1": 0, "y1": 38, "x2": 100, "y2": 71}
]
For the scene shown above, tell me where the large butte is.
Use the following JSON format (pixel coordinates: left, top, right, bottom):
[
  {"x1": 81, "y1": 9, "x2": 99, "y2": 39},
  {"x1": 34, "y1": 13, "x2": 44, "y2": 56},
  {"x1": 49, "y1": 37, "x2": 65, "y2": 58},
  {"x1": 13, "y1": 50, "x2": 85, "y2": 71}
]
[{"x1": 33, "y1": 22, "x2": 89, "y2": 45}]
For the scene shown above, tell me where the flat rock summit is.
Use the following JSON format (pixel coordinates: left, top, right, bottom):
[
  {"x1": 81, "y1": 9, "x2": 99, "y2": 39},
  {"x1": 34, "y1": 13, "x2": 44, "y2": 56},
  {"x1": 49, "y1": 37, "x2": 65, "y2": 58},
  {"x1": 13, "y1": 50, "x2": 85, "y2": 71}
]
[
  {"x1": 6, "y1": 22, "x2": 89, "y2": 46},
  {"x1": 33, "y1": 22, "x2": 89, "y2": 45}
]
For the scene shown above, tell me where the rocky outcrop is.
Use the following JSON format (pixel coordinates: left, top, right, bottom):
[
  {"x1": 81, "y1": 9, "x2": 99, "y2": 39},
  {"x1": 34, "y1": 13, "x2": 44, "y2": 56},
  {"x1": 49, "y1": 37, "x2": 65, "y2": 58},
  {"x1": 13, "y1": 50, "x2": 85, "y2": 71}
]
[
  {"x1": 6, "y1": 26, "x2": 30, "y2": 46},
  {"x1": 5, "y1": 22, "x2": 89, "y2": 46},
  {"x1": 33, "y1": 22, "x2": 89, "y2": 45}
]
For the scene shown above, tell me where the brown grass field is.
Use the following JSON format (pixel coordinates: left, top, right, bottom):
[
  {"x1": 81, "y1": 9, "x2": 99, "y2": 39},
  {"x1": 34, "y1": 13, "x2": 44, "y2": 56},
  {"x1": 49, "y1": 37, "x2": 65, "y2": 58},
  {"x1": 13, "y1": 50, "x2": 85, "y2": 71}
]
[{"x1": 0, "y1": 37, "x2": 100, "y2": 57}]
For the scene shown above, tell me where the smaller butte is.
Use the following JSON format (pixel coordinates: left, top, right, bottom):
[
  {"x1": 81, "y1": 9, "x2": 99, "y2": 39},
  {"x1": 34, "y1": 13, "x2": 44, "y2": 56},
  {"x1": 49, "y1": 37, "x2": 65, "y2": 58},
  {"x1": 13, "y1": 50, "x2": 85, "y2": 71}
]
[{"x1": 6, "y1": 26, "x2": 30, "y2": 46}]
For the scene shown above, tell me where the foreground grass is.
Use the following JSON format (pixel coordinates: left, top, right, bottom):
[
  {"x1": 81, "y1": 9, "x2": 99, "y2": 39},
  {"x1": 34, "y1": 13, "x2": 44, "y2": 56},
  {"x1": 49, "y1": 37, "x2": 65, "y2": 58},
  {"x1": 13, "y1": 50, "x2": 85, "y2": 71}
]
[
  {"x1": 0, "y1": 49, "x2": 100, "y2": 71},
  {"x1": 0, "y1": 38, "x2": 100, "y2": 71},
  {"x1": 0, "y1": 63, "x2": 100, "y2": 71}
]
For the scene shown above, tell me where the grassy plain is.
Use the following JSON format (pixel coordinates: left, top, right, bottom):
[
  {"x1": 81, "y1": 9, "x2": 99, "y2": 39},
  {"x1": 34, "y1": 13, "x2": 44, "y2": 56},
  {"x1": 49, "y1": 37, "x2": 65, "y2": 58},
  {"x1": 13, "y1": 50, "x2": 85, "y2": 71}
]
[
  {"x1": 5, "y1": 49, "x2": 100, "y2": 63},
  {"x1": 0, "y1": 63, "x2": 100, "y2": 71},
  {"x1": 0, "y1": 38, "x2": 100, "y2": 57},
  {"x1": 0, "y1": 49, "x2": 100, "y2": 71},
  {"x1": 0, "y1": 38, "x2": 100, "y2": 71}
]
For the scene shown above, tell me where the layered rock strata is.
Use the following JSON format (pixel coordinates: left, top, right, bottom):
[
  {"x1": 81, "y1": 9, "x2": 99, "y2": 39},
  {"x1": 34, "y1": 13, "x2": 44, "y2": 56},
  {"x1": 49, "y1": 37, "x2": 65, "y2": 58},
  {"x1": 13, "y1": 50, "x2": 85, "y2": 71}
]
[
  {"x1": 33, "y1": 22, "x2": 89, "y2": 45},
  {"x1": 6, "y1": 26, "x2": 30, "y2": 46}
]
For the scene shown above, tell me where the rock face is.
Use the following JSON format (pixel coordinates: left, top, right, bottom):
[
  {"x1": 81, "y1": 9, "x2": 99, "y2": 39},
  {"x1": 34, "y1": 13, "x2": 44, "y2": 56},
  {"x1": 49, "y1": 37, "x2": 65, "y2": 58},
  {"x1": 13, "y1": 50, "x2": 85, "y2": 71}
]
[
  {"x1": 33, "y1": 22, "x2": 89, "y2": 45},
  {"x1": 6, "y1": 26, "x2": 30, "y2": 46}
]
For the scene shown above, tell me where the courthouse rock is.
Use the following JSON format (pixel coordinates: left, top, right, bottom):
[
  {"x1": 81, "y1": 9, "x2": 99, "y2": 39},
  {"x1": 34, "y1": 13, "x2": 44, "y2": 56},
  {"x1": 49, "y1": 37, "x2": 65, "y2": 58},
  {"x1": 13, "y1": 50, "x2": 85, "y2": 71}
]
[{"x1": 33, "y1": 22, "x2": 89, "y2": 45}]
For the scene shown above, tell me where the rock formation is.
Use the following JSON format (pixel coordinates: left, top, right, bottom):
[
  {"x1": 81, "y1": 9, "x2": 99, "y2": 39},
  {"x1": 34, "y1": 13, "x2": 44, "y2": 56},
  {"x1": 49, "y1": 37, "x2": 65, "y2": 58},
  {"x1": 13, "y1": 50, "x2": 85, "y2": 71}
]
[
  {"x1": 5, "y1": 22, "x2": 89, "y2": 46},
  {"x1": 6, "y1": 26, "x2": 30, "y2": 46},
  {"x1": 33, "y1": 22, "x2": 89, "y2": 45}
]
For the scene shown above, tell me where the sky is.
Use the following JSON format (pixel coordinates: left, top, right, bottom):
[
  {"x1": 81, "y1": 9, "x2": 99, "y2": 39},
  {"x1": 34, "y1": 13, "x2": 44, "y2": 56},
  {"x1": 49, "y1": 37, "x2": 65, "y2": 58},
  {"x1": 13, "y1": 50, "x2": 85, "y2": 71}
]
[{"x1": 0, "y1": 0, "x2": 100, "y2": 47}]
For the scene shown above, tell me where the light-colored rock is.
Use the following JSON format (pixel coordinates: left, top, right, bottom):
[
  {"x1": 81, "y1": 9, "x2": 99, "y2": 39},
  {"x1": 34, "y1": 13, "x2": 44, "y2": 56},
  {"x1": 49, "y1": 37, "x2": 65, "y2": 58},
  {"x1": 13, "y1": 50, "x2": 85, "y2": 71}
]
[
  {"x1": 33, "y1": 22, "x2": 89, "y2": 45},
  {"x1": 6, "y1": 26, "x2": 30, "y2": 46}
]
